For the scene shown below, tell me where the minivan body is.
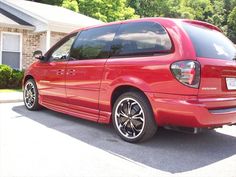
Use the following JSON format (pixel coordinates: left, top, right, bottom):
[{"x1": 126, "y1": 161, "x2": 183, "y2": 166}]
[{"x1": 23, "y1": 18, "x2": 236, "y2": 142}]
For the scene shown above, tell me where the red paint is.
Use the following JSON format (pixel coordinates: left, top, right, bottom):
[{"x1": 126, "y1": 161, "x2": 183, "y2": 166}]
[{"x1": 24, "y1": 18, "x2": 236, "y2": 128}]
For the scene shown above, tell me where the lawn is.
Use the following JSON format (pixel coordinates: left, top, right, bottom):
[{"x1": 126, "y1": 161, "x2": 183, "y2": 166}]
[{"x1": 0, "y1": 89, "x2": 22, "y2": 93}]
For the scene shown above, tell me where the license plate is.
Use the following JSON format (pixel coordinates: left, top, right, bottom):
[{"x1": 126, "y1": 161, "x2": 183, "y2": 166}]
[{"x1": 226, "y1": 78, "x2": 236, "y2": 90}]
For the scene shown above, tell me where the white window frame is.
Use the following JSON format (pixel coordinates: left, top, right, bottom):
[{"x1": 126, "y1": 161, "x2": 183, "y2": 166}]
[{"x1": 0, "y1": 32, "x2": 23, "y2": 70}]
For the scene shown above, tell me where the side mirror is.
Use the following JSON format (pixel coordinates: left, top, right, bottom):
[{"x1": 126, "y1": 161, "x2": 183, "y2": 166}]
[{"x1": 33, "y1": 50, "x2": 43, "y2": 60}]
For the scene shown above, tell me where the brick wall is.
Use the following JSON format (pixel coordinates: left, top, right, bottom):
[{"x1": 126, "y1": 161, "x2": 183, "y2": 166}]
[
  {"x1": 0, "y1": 27, "x2": 66, "y2": 69},
  {"x1": 23, "y1": 31, "x2": 44, "y2": 69},
  {"x1": 24, "y1": 31, "x2": 66, "y2": 69},
  {"x1": 51, "y1": 31, "x2": 66, "y2": 47}
]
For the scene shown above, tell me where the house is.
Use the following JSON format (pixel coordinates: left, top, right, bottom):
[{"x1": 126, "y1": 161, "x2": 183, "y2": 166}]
[{"x1": 0, "y1": 0, "x2": 103, "y2": 70}]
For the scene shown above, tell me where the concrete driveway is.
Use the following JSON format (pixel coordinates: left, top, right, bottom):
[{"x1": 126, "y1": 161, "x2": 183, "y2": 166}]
[{"x1": 0, "y1": 102, "x2": 236, "y2": 177}]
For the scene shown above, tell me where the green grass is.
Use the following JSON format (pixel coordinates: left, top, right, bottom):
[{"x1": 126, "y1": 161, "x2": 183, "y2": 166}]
[{"x1": 0, "y1": 89, "x2": 22, "y2": 93}]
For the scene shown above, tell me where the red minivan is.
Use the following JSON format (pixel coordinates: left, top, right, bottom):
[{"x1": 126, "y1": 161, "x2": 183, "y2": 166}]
[{"x1": 23, "y1": 18, "x2": 236, "y2": 142}]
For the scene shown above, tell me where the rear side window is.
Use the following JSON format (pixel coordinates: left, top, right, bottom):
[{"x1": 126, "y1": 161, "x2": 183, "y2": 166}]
[
  {"x1": 182, "y1": 23, "x2": 236, "y2": 60},
  {"x1": 111, "y1": 22, "x2": 172, "y2": 57},
  {"x1": 70, "y1": 24, "x2": 119, "y2": 60}
]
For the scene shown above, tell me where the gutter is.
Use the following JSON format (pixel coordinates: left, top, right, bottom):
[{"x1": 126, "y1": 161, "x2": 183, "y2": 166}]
[
  {"x1": 0, "y1": 22, "x2": 35, "y2": 31},
  {"x1": 1, "y1": 0, "x2": 48, "y2": 25},
  {"x1": 0, "y1": 0, "x2": 48, "y2": 32}
]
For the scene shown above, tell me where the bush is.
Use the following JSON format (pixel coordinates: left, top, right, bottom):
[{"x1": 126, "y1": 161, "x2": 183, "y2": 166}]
[
  {"x1": 0, "y1": 65, "x2": 12, "y2": 89},
  {"x1": 8, "y1": 69, "x2": 24, "y2": 89},
  {"x1": 0, "y1": 65, "x2": 24, "y2": 89}
]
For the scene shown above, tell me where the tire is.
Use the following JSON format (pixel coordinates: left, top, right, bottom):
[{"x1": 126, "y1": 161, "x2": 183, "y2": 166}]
[
  {"x1": 23, "y1": 79, "x2": 41, "y2": 111},
  {"x1": 112, "y1": 91, "x2": 157, "y2": 143}
]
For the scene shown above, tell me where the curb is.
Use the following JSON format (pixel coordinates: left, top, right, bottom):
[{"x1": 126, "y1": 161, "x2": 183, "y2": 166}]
[
  {"x1": 0, "y1": 92, "x2": 23, "y2": 104},
  {"x1": 0, "y1": 99, "x2": 23, "y2": 103}
]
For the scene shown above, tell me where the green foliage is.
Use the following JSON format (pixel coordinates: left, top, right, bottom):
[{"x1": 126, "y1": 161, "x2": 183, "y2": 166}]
[
  {"x1": 228, "y1": 7, "x2": 236, "y2": 43},
  {"x1": 0, "y1": 65, "x2": 24, "y2": 89},
  {"x1": 180, "y1": 0, "x2": 213, "y2": 20},
  {"x1": 129, "y1": 0, "x2": 213, "y2": 20},
  {"x1": 128, "y1": 0, "x2": 179, "y2": 17},
  {"x1": 40, "y1": 0, "x2": 63, "y2": 6},
  {"x1": 78, "y1": 0, "x2": 138, "y2": 22},
  {"x1": 62, "y1": 0, "x2": 79, "y2": 12},
  {"x1": 8, "y1": 69, "x2": 24, "y2": 89},
  {"x1": 0, "y1": 65, "x2": 12, "y2": 89},
  {"x1": 207, "y1": 0, "x2": 225, "y2": 26}
]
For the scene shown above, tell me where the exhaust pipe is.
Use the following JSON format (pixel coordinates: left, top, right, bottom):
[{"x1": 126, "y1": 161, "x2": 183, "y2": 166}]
[{"x1": 164, "y1": 126, "x2": 203, "y2": 134}]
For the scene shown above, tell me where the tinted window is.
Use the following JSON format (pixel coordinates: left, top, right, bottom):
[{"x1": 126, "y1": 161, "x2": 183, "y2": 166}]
[
  {"x1": 111, "y1": 22, "x2": 172, "y2": 57},
  {"x1": 70, "y1": 25, "x2": 119, "y2": 60},
  {"x1": 182, "y1": 23, "x2": 236, "y2": 60},
  {"x1": 50, "y1": 35, "x2": 76, "y2": 62}
]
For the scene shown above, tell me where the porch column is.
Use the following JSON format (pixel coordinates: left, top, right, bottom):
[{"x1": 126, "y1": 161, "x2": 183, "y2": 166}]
[{"x1": 46, "y1": 30, "x2": 51, "y2": 51}]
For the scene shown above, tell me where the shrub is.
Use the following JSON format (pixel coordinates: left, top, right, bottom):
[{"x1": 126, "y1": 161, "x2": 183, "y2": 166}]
[
  {"x1": 0, "y1": 65, "x2": 24, "y2": 89},
  {"x1": 8, "y1": 69, "x2": 24, "y2": 89},
  {"x1": 0, "y1": 65, "x2": 12, "y2": 89}
]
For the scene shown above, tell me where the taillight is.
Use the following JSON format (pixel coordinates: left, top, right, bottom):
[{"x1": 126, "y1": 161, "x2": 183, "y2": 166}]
[{"x1": 170, "y1": 60, "x2": 200, "y2": 88}]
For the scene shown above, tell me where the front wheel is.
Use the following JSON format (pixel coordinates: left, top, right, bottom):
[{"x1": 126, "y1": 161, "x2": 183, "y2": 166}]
[
  {"x1": 112, "y1": 91, "x2": 157, "y2": 143},
  {"x1": 23, "y1": 79, "x2": 41, "y2": 111}
]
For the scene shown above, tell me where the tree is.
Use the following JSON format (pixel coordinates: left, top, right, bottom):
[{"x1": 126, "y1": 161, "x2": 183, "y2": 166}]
[
  {"x1": 40, "y1": 0, "x2": 63, "y2": 5},
  {"x1": 208, "y1": 0, "x2": 225, "y2": 25},
  {"x1": 177, "y1": 0, "x2": 213, "y2": 20},
  {"x1": 128, "y1": 0, "x2": 214, "y2": 20},
  {"x1": 62, "y1": 0, "x2": 79, "y2": 12},
  {"x1": 128, "y1": 0, "x2": 179, "y2": 17},
  {"x1": 78, "y1": 0, "x2": 138, "y2": 22},
  {"x1": 228, "y1": 7, "x2": 236, "y2": 43}
]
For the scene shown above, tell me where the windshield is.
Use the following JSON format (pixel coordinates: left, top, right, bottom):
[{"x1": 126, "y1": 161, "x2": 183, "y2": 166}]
[{"x1": 182, "y1": 22, "x2": 236, "y2": 60}]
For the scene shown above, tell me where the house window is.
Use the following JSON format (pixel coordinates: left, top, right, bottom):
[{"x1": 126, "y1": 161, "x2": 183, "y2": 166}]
[{"x1": 0, "y1": 32, "x2": 22, "y2": 70}]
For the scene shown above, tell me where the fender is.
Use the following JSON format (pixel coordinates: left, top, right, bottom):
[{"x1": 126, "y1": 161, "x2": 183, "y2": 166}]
[{"x1": 98, "y1": 75, "x2": 152, "y2": 123}]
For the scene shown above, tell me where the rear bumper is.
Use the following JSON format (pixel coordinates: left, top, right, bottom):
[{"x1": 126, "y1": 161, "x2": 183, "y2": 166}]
[{"x1": 146, "y1": 92, "x2": 236, "y2": 128}]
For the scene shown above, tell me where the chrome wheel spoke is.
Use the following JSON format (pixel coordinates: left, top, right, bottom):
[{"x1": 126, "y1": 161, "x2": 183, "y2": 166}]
[
  {"x1": 119, "y1": 110, "x2": 128, "y2": 118},
  {"x1": 127, "y1": 100, "x2": 132, "y2": 115},
  {"x1": 123, "y1": 119, "x2": 129, "y2": 128},
  {"x1": 119, "y1": 117, "x2": 129, "y2": 125},
  {"x1": 130, "y1": 121, "x2": 141, "y2": 132},
  {"x1": 132, "y1": 109, "x2": 144, "y2": 121},
  {"x1": 130, "y1": 122, "x2": 137, "y2": 137}
]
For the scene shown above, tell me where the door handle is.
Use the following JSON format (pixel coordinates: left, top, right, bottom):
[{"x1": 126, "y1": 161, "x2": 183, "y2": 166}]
[
  {"x1": 57, "y1": 69, "x2": 64, "y2": 75},
  {"x1": 67, "y1": 69, "x2": 76, "y2": 75}
]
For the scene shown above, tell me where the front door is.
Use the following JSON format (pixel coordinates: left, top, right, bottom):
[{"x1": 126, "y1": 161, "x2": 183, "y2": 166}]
[{"x1": 37, "y1": 33, "x2": 77, "y2": 108}]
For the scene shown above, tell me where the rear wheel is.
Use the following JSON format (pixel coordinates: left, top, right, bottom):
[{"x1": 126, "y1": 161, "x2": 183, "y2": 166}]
[
  {"x1": 112, "y1": 91, "x2": 157, "y2": 143},
  {"x1": 23, "y1": 79, "x2": 41, "y2": 111}
]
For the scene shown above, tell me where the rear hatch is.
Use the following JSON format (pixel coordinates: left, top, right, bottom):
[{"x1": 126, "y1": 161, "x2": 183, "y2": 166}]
[{"x1": 182, "y1": 22, "x2": 236, "y2": 109}]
